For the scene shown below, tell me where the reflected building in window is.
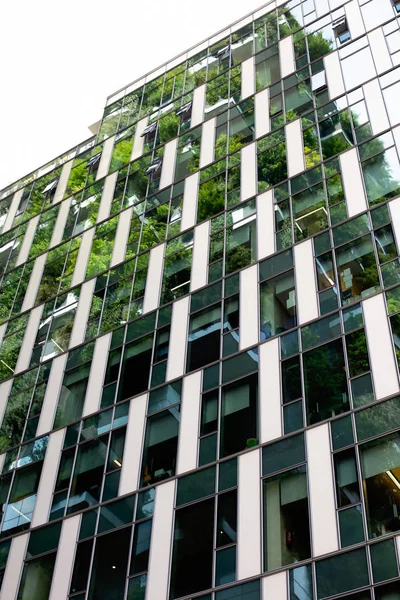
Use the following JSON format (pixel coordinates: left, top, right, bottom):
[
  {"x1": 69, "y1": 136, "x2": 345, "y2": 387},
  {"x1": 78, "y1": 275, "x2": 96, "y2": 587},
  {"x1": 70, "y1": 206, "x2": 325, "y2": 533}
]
[{"x1": 4, "y1": 0, "x2": 400, "y2": 598}]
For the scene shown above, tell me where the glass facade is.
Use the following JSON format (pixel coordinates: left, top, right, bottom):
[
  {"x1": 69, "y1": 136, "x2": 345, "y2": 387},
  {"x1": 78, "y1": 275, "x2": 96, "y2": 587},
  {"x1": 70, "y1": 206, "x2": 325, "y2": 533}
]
[{"x1": 2, "y1": 0, "x2": 400, "y2": 598}]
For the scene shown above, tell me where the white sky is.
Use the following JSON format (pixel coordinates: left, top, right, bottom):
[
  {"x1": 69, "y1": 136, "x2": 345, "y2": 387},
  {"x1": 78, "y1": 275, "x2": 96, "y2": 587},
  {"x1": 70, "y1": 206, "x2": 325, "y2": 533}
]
[{"x1": 0, "y1": 0, "x2": 267, "y2": 192}]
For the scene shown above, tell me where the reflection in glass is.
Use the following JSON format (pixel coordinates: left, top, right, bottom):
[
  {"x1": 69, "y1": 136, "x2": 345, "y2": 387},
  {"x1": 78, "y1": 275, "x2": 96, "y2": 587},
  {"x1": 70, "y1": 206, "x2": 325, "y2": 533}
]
[{"x1": 260, "y1": 270, "x2": 296, "y2": 339}]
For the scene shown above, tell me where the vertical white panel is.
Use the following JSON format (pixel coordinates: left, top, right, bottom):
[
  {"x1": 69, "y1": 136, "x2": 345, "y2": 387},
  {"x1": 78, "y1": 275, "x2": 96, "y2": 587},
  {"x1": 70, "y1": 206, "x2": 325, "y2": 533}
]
[
  {"x1": 363, "y1": 293, "x2": 400, "y2": 399},
  {"x1": 53, "y1": 159, "x2": 73, "y2": 204},
  {"x1": 324, "y1": 52, "x2": 345, "y2": 99},
  {"x1": 239, "y1": 265, "x2": 259, "y2": 350},
  {"x1": 261, "y1": 571, "x2": 288, "y2": 599},
  {"x1": 241, "y1": 56, "x2": 255, "y2": 99},
  {"x1": 307, "y1": 423, "x2": 339, "y2": 556},
  {"x1": 131, "y1": 117, "x2": 148, "y2": 161},
  {"x1": 393, "y1": 125, "x2": 400, "y2": 160},
  {"x1": 0, "y1": 532, "x2": 29, "y2": 600},
  {"x1": 191, "y1": 84, "x2": 206, "y2": 128},
  {"x1": 160, "y1": 138, "x2": 178, "y2": 190},
  {"x1": 50, "y1": 197, "x2": 72, "y2": 248},
  {"x1": 146, "y1": 479, "x2": 176, "y2": 600},
  {"x1": 0, "y1": 322, "x2": 6, "y2": 350},
  {"x1": 69, "y1": 278, "x2": 96, "y2": 348},
  {"x1": 190, "y1": 221, "x2": 210, "y2": 293},
  {"x1": 82, "y1": 333, "x2": 112, "y2": 417},
  {"x1": 21, "y1": 253, "x2": 47, "y2": 312},
  {"x1": 259, "y1": 338, "x2": 282, "y2": 444},
  {"x1": 118, "y1": 393, "x2": 147, "y2": 496},
  {"x1": 96, "y1": 135, "x2": 115, "y2": 181},
  {"x1": 238, "y1": 448, "x2": 262, "y2": 579},
  {"x1": 363, "y1": 79, "x2": 390, "y2": 136},
  {"x1": 368, "y1": 29, "x2": 392, "y2": 75},
  {"x1": 176, "y1": 371, "x2": 202, "y2": 475},
  {"x1": 97, "y1": 172, "x2": 117, "y2": 223},
  {"x1": 181, "y1": 172, "x2": 199, "y2": 232},
  {"x1": 0, "y1": 379, "x2": 13, "y2": 429},
  {"x1": 345, "y1": 0, "x2": 366, "y2": 39},
  {"x1": 31, "y1": 428, "x2": 66, "y2": 527},
  {"x1": 48, "y1": 514, "x2": 81, "y2": 600},
  {"x1": 294, "y1": 239, "x2": 319, "y2": 325},
  {"x1": 286, "y1": 119, "x2": 305, "y2": 178},
  {"x1": 389, "y1": 197, "x2": 400, "y2": 251},
  {"x1": 71, "y1": 228, "x2": 95, "y2": 288},
  {"x1": 257, "y1": 190, "x2": 275, "y2": 260},
  {"x1": 279, "y1": 35, "x2": 295, "y2": 78},
  {"x1": 2, "y1": 189, "x2": 23, "y2": 233},
  {"x1": 15, "y1": 304, "x2": 44, "y2": 374},
  {"x1": 36, "y1": 354, "x2": 68, "y2": 436},
  {"x1": 0, "y1": 452, "x2": 6, "y2": 474},
  {"x1": 241, "y1": 142, "x2": 257, "y2": 202},
  {"x1": 16, "y1": 215, "x2": 39, "y2": 267},
  {"x1": 166, "y1": 296, "x2": 190, "y2": 381},
  {"x1": 255, "y1": 89, "x2": 270, "y2": 140},
  {"x1": 339, "y1": 148, "x2": 368, "y2": 217},
  {"x1": 143, "y1": 243, "x2": 165, "y2": 314},
  {"x1": 199, "y1": 118, "x2": 216, "y2": 169},
  {"x1": 110, "y1": 206, "x2": 133, "y2": 267}
]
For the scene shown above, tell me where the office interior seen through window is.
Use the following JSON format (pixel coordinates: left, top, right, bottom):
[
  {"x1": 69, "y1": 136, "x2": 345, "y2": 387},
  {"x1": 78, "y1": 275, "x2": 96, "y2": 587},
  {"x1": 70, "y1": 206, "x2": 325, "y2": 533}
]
[{"x1": 4, "y1": 0, "x2": 400, "y2": 598}]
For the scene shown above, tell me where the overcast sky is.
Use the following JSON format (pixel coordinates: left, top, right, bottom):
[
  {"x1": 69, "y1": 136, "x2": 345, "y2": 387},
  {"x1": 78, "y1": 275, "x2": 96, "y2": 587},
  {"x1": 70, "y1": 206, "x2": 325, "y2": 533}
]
[{"x1": 0, "y1": 0, "x2": 267, "y2": 191}]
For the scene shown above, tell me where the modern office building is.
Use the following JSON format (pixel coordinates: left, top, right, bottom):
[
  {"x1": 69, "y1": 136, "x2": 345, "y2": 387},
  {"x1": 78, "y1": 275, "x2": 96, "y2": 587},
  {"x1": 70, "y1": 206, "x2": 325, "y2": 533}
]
[{"x1": 2, "y1": 0, "x2": 400, "y2": 598}]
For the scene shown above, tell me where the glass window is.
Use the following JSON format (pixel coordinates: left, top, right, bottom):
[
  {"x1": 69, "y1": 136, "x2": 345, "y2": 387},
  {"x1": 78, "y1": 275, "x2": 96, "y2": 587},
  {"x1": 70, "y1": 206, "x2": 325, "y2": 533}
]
[
  {"x1": 17, "y1": 552, "x2": 57, "y2": 600},
  {"x1": 187, "y1": 305, "x2": 221, "y2": 372},
  {"x1": 141, "y1": 408, "x2": 180, "y2": 485},
  {"x1": 221, "y1": 374, "x2": 258, "y2": 457},
  {"x1": 316, "y1": 547, "x2": 369, "y2": 599},
  {"x1": 260, "y1": 270, "x2": 297, "y2": 340},
  {"x1": 87, "y1": 527, "x2": 131, "y2": 600}
]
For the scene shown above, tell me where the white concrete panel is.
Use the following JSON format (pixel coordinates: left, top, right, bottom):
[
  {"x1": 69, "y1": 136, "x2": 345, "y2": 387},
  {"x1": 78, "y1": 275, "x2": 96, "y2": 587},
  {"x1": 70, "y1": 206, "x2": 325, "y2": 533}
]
[
  {"x1": 294, "y1": 239, "x2": 319, "y2": 325},
  {"x1": 342, "y1": 47, "x2": 376, "y2": 92},
  {"x1": 31, "y1": 428, "x2": 66, "y2": 527},
  {"x1": 259, "y1": 338, "x2": 282, "y2": 444},
  {"x1": 363, "y1": 293, "x2": 400, "y2": 400},
  {"x1": 181, "y1": 172, "x2": 199, "y2": 232},
  {"x1": 339, "y1": 148, "x2": 368, "y2": 218},
  {"x1": 262, "y1": 571, "x2": 288, "y2": 599},
  {"x1": 118, "y1": 393, "x2": 148, "y2": 496},
  {"x1": 2, "y1": 189, "x2": 23, "y2": 233},
  {"x1": 143, "y1": 243, "x2": 165, "y2": 314},
  {"x1": 345, "y1": 0, "x2": 365, "y2": 39},
  {"x1": 307, "y1": 423, "x2": 339, "y2": 557},
  {"x1": 71, "y1": 228, "x2": 95, "y2": 288},
  {"x1": 239, "y1": 265, "x2": 259, "y2": 351},
  {"x1": 389, "y1": 197, "x2": 400, "y2": 251},
  {"x1": 316, "y1": 0, "x2": 329, "y2": 17},
  {"x1": 82, "y1": 333, "x2": 112, "y2": 417},
  {"x1": 160, "y1": 138, "x2": 178, "y2": 190},
  {"x1": 177, "y1": 371, "x2": 202, "y2": 475},
  {"x1": 50, "y1": 196, "x2": 72, "y2": 248},
  {"x1": 166, "y1": 296, "x2": 190, "y2": 381},
  {"x1": 15, "y1": 304, "x2": 44, "y2": 374},
  {"x1": 361, "y1": 0, "x2": 394, "y2": 31},
  {"x1": 48, "y1": 514, "x2": 81, "y2": 600},
  {"x1": 363, "y1": 79, "x2": 390, "y2": 136},
  {"x1": 241, "y1": 56, "x2": 255, "y2": 99},
  {"x1": 16, "y1": 214, "x2": 39, "y2": 267},
  {"x1": 146, "y1": 479, "x2": 176, "y2": 600},
  {"x1": 97, "y1": 172, "x2": 118, "y2": 223},
  {"x1": 110, "y1": 206, "x2": 133, "y2": 267},
  {"x1": 0, "y1": 532, "x2": 29, "y2": 600},
  {"x1": 324, "y1": 52, "x2": 345, "y2": 99},
  {"x1": 131, "y1": 117, "x2": 148, "y2": 161},
  {"x1": 0, "y1": 379, "x2": 13, "y2": 429},
  {"x1": 53, "y1": 159, "x2": 73, "y2": 204},
  {"x1": 257, "y1": 190, "x2": 275, "y2": 260},
  {"x1": 241, "y1": 142, "x2": 257, "y2": 202},
  {"x1": 190, "y1": 221, "x2": 210, "y2": 293},
  {"x1": 279, "y1": 35, "x2": 295, "y2": 78},
  {"x1": 199, "y1": 118, "x2": 216, "y2": 169},
  {"x1": 69, "y1": 278, "x2": 96, "y2": 348},
  {"x1": 393, "y1": 125, "x2": 400, "y2": 160},
  {"x1": 36, "y1": 353, "x2": 68, "y2": 436},
  {"x1": 286, "y1": 119, "x2": 305, "y2": 178},
  {"x1": 0, "y1": 452, "x2": 6, "y2": 474},
  {"x1": 0, "y1": 323, "x2": 6, "y2": 351},
  {"x1": 96, "y1": 135, "x2": 115, "y2": 180},
  {"x1": 368, "y1": 28, "x2": 392, "y2": 76},
  {"x1": 238, "y1": 448, "x2": 262, "y2": 579},
  {"x1": 21, "y1": 253, "x2": 47, "y2": 312},
  {"x1": 191, "y1": 84, "x2": 206, "y2": 128},
  {"x1": 255, "y1": 89, "x2": 270, "y2": 140}
]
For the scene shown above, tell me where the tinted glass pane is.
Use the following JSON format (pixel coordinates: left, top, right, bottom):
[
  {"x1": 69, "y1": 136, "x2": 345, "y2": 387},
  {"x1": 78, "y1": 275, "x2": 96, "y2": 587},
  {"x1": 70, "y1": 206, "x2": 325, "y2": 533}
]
[
  {"x1": 339, "y1": 505, "x2": 364, "y2": 548},
  {"x1": 370, "y1": 538, "x2": 398, "y2": 583},
  {"x1": 262, "y1": 433, "x2": 305, "y2": 476},
  {"x1": 88, "y1": 527, "x2": 131, "y2": 600},
  {"x1": 316, "y1": 548, "x2": 369, "y2": 599},
  {"x1": 176, "y1": 466, "x2": 216, "y2": 506}
]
